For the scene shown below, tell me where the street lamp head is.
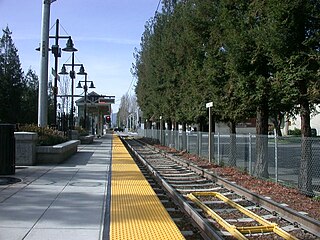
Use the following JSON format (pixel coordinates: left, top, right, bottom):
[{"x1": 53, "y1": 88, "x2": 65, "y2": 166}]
[
  {"x1": 62, "y1": 37, "x2": 78, "y2": 52},
  {"x1": 77, "y1": 65, "x2": 87, "y2": 75},
  {"x1": 89, "y1": 82, "x2": 95, "y2": 88},
  {"x1": 59, "y1": 65, "x2": 68, "y2": 75},
  {"x1": 76, "y1": 82, "x2": 82, "y2": 88}
]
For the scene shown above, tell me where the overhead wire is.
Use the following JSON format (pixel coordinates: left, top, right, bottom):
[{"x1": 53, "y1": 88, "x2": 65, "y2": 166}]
[
  {"x1": 59, "y1": 23, "x2": 70, "y2": 36},
  {"x1": 156, "y1": 0, "x2": 161, "y2": 13}
]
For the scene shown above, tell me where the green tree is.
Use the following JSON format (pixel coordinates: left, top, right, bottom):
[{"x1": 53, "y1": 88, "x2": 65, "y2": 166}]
[
  {"x1": 133, "y1": 0, "x2": 319, "y2": 187},
  {"x1": 255, "y1": 0, "x2": 319, "y2": 193},
  {"x1": 216, "y1": 0, "x2": 271, "y2": 174},
  {"x1": 133, "y1": 18, "x2": 158, "y2": 125},
  {"x1": 20, "y1": 69, "x2": 39, "y2": 124},
  {"x1": 117, "y1": 93, "x2": 130, "y2": 129},
  {"x1": 0, "y1": 26, "x2": 24, "y2": 123}
]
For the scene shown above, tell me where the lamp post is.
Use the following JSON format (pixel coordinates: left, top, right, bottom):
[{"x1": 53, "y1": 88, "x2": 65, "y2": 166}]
[
  {"x1": 76, "y1": 68, "x2": 95, "y2": 131},
  {"x1": 59, "y1": 53, "x2": 83, "y2": 130},
  {"x1": 36, "y1": 15, "x2": 78, "y2": 127},
  {"x1": 51, "y1": 19, "x2": 77, "y2": 127}
]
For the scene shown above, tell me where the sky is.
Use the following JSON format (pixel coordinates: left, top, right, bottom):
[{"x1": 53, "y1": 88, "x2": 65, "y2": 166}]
[{"x1": 0, "y1": 0, "x2": 160, "y2": 113}]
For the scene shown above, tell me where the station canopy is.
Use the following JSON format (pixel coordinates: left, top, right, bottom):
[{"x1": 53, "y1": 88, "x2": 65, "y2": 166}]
[{"x1": 75, "y1": 91, "x2": 115, "y2": 115}]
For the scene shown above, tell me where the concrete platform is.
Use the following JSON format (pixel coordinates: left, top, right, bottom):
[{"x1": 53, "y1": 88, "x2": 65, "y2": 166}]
[{"x1": 0, "y1": 135, "x2": 112, "y2": 240}]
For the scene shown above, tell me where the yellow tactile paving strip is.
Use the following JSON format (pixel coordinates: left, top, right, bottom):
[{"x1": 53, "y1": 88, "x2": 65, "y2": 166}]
[{"x1": 110, "y1": 135, "x2": 185, "y2": 240}]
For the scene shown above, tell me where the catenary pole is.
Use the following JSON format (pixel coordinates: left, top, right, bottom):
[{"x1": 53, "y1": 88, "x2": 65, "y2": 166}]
[
  {"x1": 38, "y1": 0, "x2": 56, "y2": 127},
  {"x1": 38, "y1": 0, "x2": 51, "y2": 127}
]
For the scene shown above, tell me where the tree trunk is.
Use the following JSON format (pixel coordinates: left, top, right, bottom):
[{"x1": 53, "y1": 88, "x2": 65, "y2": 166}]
[
  {"x1": 198, "y1": 115, "x2": 206, "y2": 132},
  {"x1": 167, "y1": 119, "x2": 172, "y2": 130},
  {"x1": 182, "y1": 123, "x2": 186, "y2": 131},
  {"x1": 299, "y1": 99, "x2": 313, "y2": 195},
  {"x1": 271, "y1": 112, "x2": 283, "y2": 136},
  {"x1": 161, "y1": 119, "x2": 165, "y2": 130},
  {"x1": 277, "y1": 113, "x2": 283, "y2": 136},
  {"x1": 254, "y1": 105, "x2": 269, "y2": 178},
  {"x1": 174, "y1": 121, "x2": 179, "y2": 131},
  {"x1": 212, "y1": 114, "x2": 216, "y2": 133}
]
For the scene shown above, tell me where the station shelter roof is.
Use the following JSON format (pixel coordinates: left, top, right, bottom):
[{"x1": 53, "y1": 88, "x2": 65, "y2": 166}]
[{"x1": 75, "y1": 91, "x2": 115, "y2": 115}]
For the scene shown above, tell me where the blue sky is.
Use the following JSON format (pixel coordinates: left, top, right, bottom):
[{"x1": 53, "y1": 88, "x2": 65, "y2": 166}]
[{"x1": 0, "y1": 0, "x2": 160, "y2": 112}]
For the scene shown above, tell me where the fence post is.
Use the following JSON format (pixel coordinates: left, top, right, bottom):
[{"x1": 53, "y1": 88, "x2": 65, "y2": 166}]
[
  {"x1": 274, "y1": 130, "x2": 278, "y2": 183},
  {"x1": 244, "y1": 135, "x2": 248, "y2": 172},
  {"x1": 198, "y1": 132, "x2": 202, "y2": 156},
  {"x1": 187, "y1": 132, "x2": 190, "y2": 152},
  {"x1": 217, "y1": 133, "x2": 220, "y2": 165},
  {"x1": 183, "y1": 131, "x2": 187, "y2": 150},
  {"x1": 175, "y1": 130, "x2": 181, "y2": 150},
  {"x1": 249, "y1": 133, "x2": 252, "y2": 175}
]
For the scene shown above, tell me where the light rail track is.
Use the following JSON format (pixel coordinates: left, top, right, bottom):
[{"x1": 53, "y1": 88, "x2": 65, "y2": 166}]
[{"x1": 121, "y1": 136, "x2": 320, "y2": 240}]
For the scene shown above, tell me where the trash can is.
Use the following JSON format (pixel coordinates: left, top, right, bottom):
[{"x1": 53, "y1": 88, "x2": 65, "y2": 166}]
[{"x1": 0, "y1": 124, "x2": 15, "y2": 175}]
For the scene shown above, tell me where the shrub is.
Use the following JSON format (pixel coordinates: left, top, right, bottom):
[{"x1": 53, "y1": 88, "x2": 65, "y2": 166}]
[
  {"x1": 75, "y1": 126, "x2": 89, "y2": 136},
  {"x1": 18, "y1": 124, "x2": 67, "y2": 146},
  {"x1": 288, "y1": 128, "x2": 301, "y2": 136}
]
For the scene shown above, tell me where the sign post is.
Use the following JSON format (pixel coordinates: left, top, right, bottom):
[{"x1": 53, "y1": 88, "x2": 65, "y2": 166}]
[{"x1": 206, "y1": 102, "x2": 213, "y2": 162}]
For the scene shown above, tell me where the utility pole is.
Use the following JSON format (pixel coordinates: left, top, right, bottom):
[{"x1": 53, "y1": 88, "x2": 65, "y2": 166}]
[{"x1": 38, "y1": 0, "x2": 56, "y2": 127}]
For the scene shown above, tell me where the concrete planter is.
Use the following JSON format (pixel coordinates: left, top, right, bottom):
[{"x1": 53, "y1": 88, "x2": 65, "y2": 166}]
[
  {"x1": 79, "y1": 135, "x2": 94, "y2": 144},
  {"x1": 15, "y1": 132, "x2": 38, "y2": 166},
  {"x1": 69, "y1": 130, "x2": 79, "y2": 140},
  {"x1": 15, "y1": 132, "x2": 80, "y2": 165},
  {"x1": 36, "y1": 140, "x2": 80, "y2": 164}
]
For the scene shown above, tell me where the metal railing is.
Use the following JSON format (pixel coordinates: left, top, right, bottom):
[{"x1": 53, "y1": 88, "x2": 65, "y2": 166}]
[{"x1": 138, "y1": 129, "x2": 320, "y2": 195}]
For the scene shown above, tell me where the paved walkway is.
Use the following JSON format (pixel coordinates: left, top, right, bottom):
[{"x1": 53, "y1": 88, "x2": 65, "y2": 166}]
[{"x1": 0, "y1": 134, "x2": 112, "y2": 240}]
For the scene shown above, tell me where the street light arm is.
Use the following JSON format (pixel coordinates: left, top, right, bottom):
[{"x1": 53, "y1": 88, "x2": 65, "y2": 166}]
[
  {"x1": 77, "y1": 80, "x2": 95, "y2": 88},
  {"x1": 63, "y1": 63, "x2": 83, "y2": 67},
  {"x1": 49, "y1": 35, "x2": 70, "y2": 39}
]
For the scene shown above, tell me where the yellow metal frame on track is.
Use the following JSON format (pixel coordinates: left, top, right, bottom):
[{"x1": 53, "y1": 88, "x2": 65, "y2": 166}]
[{"x1": 187, "y1": 192, "x2": 298, "y2": 240}]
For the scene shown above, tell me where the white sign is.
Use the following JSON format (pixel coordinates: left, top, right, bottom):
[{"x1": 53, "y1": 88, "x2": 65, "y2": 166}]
[{"x1": 206, "y1": 102, "x2": 213, "y2": 108}]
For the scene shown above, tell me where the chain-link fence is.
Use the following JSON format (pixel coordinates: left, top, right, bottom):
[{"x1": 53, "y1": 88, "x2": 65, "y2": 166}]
[{"x1": 138, "y1": 129, "x2": 320, "y2": 195}]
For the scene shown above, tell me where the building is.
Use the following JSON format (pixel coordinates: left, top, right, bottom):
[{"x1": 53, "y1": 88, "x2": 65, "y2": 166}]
[
  {"x1": 286, "y1": 105, "x2": 320, "y2": 136},
  {"x1": 75, "y1": 91, "x2": 115, "y2": 135}
]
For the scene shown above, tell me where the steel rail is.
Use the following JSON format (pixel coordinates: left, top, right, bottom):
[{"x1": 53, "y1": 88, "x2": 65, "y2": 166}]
[
  {"x1": 121, "y1": 137, "x2": 224, "y2": 240},
  {"x1": 123, "y1": 137, "x2": 320, "y2": 239},
  {"x1": 162, "y1": 151, "x2": 320, "y2": 237}
]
